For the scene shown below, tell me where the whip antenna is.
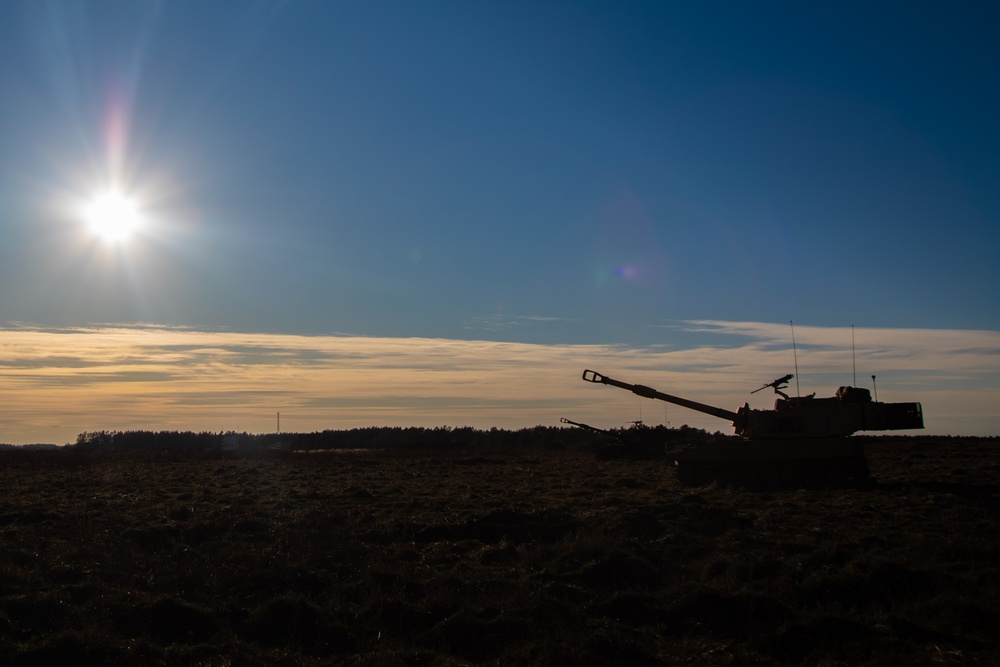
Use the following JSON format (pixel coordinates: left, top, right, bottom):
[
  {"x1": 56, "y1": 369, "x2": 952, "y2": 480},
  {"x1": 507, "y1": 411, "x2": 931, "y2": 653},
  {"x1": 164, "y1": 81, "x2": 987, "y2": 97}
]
[
  {"x1": 790, "y1": 320, "x2": 801, "y2": 397},
  {"x1": 852, "y1": 324, "x2": 857, "y2": 386}
]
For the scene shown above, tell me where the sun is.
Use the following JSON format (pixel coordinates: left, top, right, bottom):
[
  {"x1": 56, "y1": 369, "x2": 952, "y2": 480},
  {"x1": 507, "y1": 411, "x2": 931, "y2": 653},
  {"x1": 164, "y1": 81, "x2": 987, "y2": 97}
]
[{"x1": 83, "y1": 190, "x2": 143, "y2": 243}]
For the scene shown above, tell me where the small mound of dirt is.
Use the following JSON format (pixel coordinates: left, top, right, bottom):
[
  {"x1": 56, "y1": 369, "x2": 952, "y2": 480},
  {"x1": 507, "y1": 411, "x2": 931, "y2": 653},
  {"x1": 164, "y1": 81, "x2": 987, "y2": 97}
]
[
  {"x1": 144, "y1": 598, "x2": 218, "y2": 644},
  {"x1": 414, "y1": 509, "x2": 576, "y2": 544},
  {"x1": 569, "y1": 553, "x2": 661, "y2": 593}
]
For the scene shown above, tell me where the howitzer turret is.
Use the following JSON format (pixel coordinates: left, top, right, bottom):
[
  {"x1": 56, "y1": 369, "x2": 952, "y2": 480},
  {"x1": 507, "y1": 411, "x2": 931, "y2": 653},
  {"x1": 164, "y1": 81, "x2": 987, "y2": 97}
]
[{"x1": 581, "y1": 369, "x2": 924, "y2": 487}]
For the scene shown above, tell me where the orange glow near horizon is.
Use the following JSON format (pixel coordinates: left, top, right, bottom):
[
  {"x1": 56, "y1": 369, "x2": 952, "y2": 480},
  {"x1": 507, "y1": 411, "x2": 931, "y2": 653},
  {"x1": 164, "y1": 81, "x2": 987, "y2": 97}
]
[{"x1": 0, "y1": 323, "x2": 996, "y2": 444}]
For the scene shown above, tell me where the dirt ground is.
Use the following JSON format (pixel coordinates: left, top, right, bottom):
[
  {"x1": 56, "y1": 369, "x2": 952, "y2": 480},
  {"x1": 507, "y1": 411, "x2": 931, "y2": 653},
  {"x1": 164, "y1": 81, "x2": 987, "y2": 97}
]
[{"x1": 1, "y1": 437, "x2": 997, "y2": 666}]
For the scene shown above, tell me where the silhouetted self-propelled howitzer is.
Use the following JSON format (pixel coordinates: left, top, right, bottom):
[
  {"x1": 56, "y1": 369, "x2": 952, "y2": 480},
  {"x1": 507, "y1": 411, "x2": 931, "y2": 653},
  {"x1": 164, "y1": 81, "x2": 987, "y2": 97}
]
[{"x1": 581, "y1": 369, "x2": 923, "y2": 487}]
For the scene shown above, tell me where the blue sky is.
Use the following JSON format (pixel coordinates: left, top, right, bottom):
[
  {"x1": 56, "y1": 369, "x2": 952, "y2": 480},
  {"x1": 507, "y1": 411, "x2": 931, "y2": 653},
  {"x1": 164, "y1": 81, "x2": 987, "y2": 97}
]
[{"x1": 1, "y1": 2, "x2": 998, "y2": 442}]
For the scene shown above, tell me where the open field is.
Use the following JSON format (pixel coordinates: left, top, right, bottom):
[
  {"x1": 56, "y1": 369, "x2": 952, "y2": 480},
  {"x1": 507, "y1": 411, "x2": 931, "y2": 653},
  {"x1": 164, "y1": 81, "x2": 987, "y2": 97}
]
[{"x1": 1, "y1": 438, "x2": 998, "y2": 666}]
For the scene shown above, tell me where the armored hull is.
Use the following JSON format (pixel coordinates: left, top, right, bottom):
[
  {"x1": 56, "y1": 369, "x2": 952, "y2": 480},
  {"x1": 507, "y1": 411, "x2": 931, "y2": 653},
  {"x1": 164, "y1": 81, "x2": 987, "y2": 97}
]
[
  {"x1": 671, "y1": 438, "x2": 870, "y2": 488},
  {"x1": 595, "y1": 440, "x2": 665, "y2": 461}
]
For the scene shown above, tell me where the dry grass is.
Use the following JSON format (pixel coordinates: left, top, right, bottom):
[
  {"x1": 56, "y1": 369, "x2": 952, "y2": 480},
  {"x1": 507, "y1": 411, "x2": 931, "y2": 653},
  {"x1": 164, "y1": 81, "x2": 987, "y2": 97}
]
[{"x1": 0, "y1": 438, "x2": 997, "y2": 666}]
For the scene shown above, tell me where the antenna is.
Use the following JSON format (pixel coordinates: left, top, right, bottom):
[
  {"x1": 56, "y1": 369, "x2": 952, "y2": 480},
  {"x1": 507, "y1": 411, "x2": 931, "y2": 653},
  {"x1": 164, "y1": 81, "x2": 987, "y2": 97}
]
[
  {"x1": 871, "y1": 375, "x2": 878, "y2": 402},
  {"x1": 790, "y1": 320, "x2": 801, "y2": 397},
  {"x1": 852, "y1": 324, "x2": 857, "y2": 386},
  {"x1": 277, "y1": 412, "x2": 280, "y2": 434}
]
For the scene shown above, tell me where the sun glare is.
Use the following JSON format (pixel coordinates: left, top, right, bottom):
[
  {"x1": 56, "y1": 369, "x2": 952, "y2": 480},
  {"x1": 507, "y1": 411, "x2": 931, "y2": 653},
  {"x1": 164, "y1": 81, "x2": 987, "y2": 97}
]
[{"x1": 83, "y1": 190, "x2": 142, "y2": 243}]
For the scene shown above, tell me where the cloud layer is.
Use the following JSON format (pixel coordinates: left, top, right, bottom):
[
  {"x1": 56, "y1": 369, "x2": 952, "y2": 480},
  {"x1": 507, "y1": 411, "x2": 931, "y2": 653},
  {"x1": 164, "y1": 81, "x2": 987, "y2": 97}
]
[{"x1": 1, "y1": 321, "x2": 997, "y2": 443}]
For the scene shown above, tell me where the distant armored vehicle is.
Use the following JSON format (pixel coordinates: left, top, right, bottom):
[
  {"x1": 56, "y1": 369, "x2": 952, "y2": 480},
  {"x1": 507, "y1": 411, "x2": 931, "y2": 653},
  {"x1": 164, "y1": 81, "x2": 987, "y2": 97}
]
[
  {"x1": 560, "y1": 417, "x2": 665, "y2": 461},
  {"x1": 581, "y1": 369, "x2": 923, "y2": 487}
]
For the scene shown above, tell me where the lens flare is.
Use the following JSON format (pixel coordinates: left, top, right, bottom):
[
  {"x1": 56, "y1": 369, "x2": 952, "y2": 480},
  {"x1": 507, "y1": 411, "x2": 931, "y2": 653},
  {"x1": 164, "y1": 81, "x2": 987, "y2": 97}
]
[{"x1": 614, "y1": 265, "x2": 638, "y2": 280}]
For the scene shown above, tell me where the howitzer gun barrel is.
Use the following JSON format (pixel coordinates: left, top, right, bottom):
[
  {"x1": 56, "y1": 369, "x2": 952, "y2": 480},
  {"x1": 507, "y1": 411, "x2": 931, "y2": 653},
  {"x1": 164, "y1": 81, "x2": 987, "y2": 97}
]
[
  {"x1": 560, "y1": 417, "x2": 613, "y2": 435},
  {"x1": 582, "y1": 370, "x2": 740, "y2": 423}
]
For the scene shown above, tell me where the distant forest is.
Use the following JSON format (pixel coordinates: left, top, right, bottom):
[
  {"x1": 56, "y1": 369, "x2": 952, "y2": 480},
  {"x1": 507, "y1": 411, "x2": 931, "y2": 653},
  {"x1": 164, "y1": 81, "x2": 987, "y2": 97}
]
[
  {"x1": 66, "y1": 423, "x2": 721, "y2": 453},
  {"x1": 4, "y1": 427, "x2": 984, "y2": 452}
]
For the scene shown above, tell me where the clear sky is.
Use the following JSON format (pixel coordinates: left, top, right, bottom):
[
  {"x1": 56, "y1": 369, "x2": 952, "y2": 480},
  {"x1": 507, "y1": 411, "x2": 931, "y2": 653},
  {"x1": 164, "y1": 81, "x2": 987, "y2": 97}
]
[{"x1": 1, "y1": 2, "x2": 998, "y2": 443}]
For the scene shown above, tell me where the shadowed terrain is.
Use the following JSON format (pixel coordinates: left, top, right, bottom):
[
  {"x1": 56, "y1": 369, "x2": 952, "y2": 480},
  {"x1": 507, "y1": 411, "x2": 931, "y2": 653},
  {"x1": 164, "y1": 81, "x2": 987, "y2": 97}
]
[{"x1": 0, "y1": 437, "x2": 997, "y2": 665}]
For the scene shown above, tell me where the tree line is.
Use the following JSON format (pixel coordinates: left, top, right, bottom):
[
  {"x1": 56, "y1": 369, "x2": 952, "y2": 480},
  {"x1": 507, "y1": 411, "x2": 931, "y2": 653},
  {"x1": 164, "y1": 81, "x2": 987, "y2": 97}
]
[{"x1": 71, "y1": 423, "x2": 720, "y2": 453}]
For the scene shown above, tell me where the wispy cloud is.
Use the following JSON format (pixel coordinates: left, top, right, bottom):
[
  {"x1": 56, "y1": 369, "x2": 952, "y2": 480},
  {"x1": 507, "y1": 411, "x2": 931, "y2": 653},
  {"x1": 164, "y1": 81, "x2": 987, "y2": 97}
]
[
  {"x1": 461, "y1": 314, "x2": 572, "y2": 332},
  {"x1": 0, "y1": 321, "x2": 996, "y2": 443}
]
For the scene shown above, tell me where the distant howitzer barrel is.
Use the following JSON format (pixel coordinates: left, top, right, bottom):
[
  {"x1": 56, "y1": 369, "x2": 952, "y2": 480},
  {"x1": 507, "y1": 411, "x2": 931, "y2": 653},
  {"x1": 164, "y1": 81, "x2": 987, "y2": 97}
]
[
  {"x1": 582, "y1": 370, "x2": 740, "y2": 423},
  {"x1": 560, "y1": 417, "x2": 614, "y2": 435}
]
